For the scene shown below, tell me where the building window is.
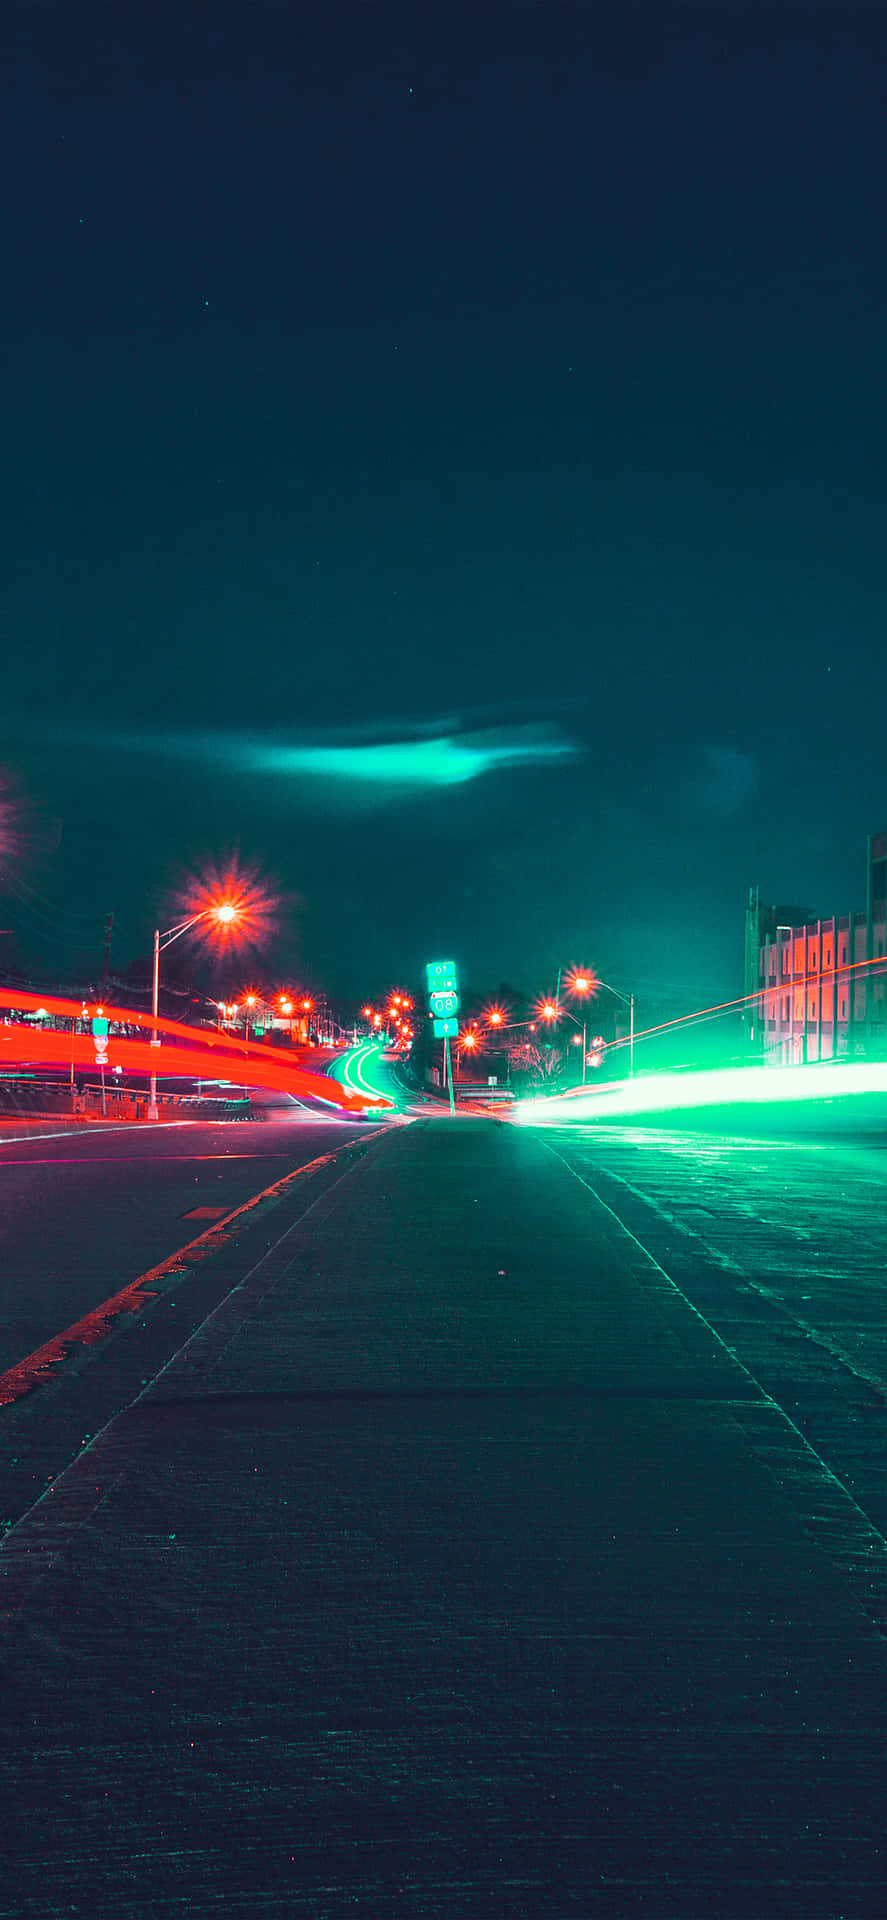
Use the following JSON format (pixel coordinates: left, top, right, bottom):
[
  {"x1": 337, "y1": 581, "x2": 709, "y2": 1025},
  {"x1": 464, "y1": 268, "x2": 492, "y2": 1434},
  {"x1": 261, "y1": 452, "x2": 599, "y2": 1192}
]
[
  {"x1": 808, "y1": 946, "x2": 818, "y2": 970},
  {"x1": 783, "y1": 997, "x2": 789, "y2": 1021},
  {"x1": 840, "y1": 944, "x2": 848, "y2": 965},
  {"x1": 809, "y1": 998, "x2": 816, "y2": 1019},
  {"x1": 781, "y1": 950, "x2": 789, "y2": 976},
  {"x1": 823, "y1": 943, "x2": 832, "y2": 968},
  {"x1": 839, "y1": 997, "x2": 848, "y2": 1019}
]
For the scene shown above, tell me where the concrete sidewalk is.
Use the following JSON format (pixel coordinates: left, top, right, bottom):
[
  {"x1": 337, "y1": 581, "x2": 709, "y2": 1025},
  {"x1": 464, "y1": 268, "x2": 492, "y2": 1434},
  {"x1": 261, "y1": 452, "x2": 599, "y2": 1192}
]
[{"x1": 3, "y1": 1118, "x2": 887, "y2": 1917}]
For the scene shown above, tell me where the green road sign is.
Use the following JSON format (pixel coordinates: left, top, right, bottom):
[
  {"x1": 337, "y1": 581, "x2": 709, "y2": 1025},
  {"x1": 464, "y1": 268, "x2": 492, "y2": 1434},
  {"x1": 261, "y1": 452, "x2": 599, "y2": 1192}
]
[
  {"x1": 429, "y1": 989, "x2": 459, "y2": 1018},
  {"x1": 425, "y1": 958, "x2": 458, "y2": 992},
  {"x1": 433, "y1": 1016, "x2": 459, "y2": 1039}
]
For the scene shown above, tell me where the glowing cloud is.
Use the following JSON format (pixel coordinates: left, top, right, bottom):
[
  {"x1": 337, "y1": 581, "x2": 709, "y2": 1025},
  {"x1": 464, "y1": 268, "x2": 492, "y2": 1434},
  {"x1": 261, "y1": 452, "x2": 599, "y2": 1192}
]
[{"x1": 51, "y1": 716, "x2": 579, "y2": 804}]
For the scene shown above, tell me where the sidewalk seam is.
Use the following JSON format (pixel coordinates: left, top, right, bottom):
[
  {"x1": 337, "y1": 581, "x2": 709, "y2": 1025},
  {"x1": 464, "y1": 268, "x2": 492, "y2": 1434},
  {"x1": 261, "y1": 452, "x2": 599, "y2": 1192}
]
[{"x1": 541, "y1": 1135, "x2": 887, "y2": 1634}]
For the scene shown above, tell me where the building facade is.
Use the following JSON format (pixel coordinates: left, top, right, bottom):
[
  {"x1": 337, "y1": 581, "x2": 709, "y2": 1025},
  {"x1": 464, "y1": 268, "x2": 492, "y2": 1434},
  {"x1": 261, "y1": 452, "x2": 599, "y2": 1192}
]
[{"x1": 744, "y1": 830, "x2": 887, "y2": 1064}]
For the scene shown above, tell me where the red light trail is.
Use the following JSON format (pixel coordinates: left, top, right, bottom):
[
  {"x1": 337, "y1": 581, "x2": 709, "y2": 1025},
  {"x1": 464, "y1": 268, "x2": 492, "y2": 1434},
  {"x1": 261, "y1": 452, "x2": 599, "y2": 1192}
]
[{"x1": 0, "y1": 989, "x2": 388, "y2": 1113}]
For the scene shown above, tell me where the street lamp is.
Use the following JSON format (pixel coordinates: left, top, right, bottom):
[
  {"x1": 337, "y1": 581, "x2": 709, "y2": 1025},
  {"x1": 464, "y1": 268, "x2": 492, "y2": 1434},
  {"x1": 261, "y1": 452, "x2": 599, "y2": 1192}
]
[
  {"x1": 565, "y1": 970, "x2": 593, "y2": 1085},
  {"x1": 593, "y1": 977, "x2": 636, "y2": 1077},
  {"x1": 458, "y1": 1030, "x2": 478, "y2": 1078},
  {"x1": 148, "y1": 899, "x2": 240, "y2": 1119},
  {"x1": 549, "y1": 965, "x2": 635, "y2": 1082}
]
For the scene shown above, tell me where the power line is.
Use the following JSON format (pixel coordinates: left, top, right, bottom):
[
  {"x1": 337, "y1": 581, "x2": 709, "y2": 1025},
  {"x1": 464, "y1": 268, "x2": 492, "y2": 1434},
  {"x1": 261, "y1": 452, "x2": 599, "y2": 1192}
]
[{"x1": 0, "y1": 865, "x2": 108, "y2": 930}]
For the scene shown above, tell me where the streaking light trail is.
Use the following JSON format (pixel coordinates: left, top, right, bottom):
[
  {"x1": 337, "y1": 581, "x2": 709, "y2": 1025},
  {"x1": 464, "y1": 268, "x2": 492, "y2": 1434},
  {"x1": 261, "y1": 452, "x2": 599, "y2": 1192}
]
[
  {"x1": 331, "y1": 1041, "x2": 398, "y2": 1110},
  {"x1": 513, "y1": 1060, "x2": 887, "y2": 1125},
  {"x1": 0, "y1": 989, "x2": 390, "y2": 1114}
]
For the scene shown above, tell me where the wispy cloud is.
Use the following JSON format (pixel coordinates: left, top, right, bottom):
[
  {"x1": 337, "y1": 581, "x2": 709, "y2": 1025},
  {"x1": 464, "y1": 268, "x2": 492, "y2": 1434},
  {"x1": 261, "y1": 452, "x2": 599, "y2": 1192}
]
[{"x1": 51, "y1": 714, "x2": 580, "y2": 806}]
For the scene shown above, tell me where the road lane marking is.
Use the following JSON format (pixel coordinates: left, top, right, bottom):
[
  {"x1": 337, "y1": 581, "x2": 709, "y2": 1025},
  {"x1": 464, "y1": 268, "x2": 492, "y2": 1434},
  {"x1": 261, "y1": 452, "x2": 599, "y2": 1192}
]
[
  {"x1": 0, "y1": 1154, "x2": 288, "y2": 1167},
  {"x1": 0, "y1": 1120, "x2": 407, "y2": 1623},
  {"x1": 0, "y1": 1147, "x2": 348, "y2": 1168},
  {"x1": 0, "y1": 1123, "x2": 140, "y2": 1145},
  {"x1": 0, "y1": 1125, "x2": 392, "y2": 1409}
]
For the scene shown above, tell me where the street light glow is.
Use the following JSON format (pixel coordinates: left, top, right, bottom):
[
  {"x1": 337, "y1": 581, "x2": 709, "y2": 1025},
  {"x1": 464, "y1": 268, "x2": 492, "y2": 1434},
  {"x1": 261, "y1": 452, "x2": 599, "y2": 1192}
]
[{"x1": 176, "y1": 857, "x2": 279, "y2": 955}]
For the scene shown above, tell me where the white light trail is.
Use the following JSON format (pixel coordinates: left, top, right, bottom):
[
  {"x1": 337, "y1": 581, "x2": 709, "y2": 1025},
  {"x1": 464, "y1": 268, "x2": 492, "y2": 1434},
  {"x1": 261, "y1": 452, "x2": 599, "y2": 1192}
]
[{"x1": 512, "y1": 1060, "x2": 887, "y2": 1125}]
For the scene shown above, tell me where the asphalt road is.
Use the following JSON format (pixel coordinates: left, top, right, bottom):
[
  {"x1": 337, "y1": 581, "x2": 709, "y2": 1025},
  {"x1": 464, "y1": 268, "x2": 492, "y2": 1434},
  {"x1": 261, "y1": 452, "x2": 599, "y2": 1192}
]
[
  {"x1": 0, "y1": 1110, "x2": 374, "y2": 1371},
  {"x1": 539, "y1": 1119, "x2": 887, "y2": 1547},
  {"x1": 0, "y1": 1109, "x2": 378, "y2": 1530}
]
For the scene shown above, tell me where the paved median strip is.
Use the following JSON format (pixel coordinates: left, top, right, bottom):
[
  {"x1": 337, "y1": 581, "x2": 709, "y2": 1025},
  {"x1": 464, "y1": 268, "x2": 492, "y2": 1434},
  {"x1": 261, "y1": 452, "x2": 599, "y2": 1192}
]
[{"x1": 0, "y1": 1124, "x2": 394, "y2": 1409}]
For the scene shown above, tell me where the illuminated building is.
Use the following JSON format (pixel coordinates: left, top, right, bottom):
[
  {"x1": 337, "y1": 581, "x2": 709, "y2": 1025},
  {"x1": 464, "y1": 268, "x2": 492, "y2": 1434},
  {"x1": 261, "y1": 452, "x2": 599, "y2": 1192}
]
[{"x1": 745, "y1": 829, "x2": 887, "y2": 1063}]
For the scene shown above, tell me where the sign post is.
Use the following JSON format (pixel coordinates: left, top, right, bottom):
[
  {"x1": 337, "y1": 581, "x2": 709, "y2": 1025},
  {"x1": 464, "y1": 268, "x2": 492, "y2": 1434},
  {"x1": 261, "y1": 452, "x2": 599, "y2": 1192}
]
[
  {"x1": 425, "y1": 960, "x2": 459, "y2": 1116},
  {"x1": 92, "y1": 1012, "x2": 110, "y2": 1117}
]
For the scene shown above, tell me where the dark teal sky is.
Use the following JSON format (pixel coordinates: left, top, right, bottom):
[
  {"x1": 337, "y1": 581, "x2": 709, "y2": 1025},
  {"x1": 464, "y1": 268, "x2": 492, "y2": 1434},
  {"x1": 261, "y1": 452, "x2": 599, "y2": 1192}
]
[{"x1": 2, "y1": 2, "x2": 886, "y2": 1007}]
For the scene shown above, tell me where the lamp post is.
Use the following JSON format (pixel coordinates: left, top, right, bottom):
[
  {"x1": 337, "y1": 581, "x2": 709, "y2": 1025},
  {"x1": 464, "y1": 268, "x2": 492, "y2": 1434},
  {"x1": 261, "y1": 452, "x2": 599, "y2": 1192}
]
[
  {"x1": 551, "y1": 968, "x2": 634, "y2": 1081},
  {"x1": 148, "y1": 900, "x2": 239, "y2": 1119},
  {"x1": 594, "y1": 977, "x2": 635, "y2": 1077},
  {"x1": 549, "y1": 970, "x2": 594, "y2": 1083},
  {"x1": 566, "y1": 972, "x2": 593, "y2": 1083}
]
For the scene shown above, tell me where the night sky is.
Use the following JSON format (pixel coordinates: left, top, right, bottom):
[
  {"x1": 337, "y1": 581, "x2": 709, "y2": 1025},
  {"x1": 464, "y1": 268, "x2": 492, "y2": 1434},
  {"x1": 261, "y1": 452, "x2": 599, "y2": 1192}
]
[{"x1": 2, "y1": 2, "x2": 886, "y2": 1011}]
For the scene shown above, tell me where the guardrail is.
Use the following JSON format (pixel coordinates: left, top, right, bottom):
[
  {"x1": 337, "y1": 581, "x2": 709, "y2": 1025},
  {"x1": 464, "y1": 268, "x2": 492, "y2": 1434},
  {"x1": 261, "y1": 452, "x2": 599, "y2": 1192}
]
[{"x1": 0, "y1": 1079, "x2": 252, "y2": 1122}]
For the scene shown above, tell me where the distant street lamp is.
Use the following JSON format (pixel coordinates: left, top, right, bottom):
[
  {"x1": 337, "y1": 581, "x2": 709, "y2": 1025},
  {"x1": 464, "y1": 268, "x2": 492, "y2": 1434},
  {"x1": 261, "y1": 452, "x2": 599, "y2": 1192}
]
[
  {"x1": 565, "y1": 969, "x2": 593, "y2": 1085},
  {"x1": 593, "y1": 977, "x2": 636, "y2": 1077},
  {"x1": 548, "y1": 965, "x2": 635, "y2": 1081},
  {"x1": 148, "y1": 899, "x2": 240, "y2": 1119}
]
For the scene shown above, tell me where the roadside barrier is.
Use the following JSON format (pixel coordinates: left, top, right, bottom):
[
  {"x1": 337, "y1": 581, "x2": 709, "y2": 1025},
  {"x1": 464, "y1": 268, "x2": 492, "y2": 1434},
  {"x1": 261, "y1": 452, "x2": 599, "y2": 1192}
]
[{"x1": 0, "y1": 1079, "x2": 252, "y2": 1123}]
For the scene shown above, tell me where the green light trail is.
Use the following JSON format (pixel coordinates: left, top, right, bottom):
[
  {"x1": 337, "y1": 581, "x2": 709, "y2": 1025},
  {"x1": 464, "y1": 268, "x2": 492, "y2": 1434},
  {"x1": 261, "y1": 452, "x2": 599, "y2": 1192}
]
[
  {"x1": 331, "y1": 1041, "x2": 402, "y2": 1110},
  {"x1": 513, "y1": 1060, "x2": 887, "y2": 1125}
]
